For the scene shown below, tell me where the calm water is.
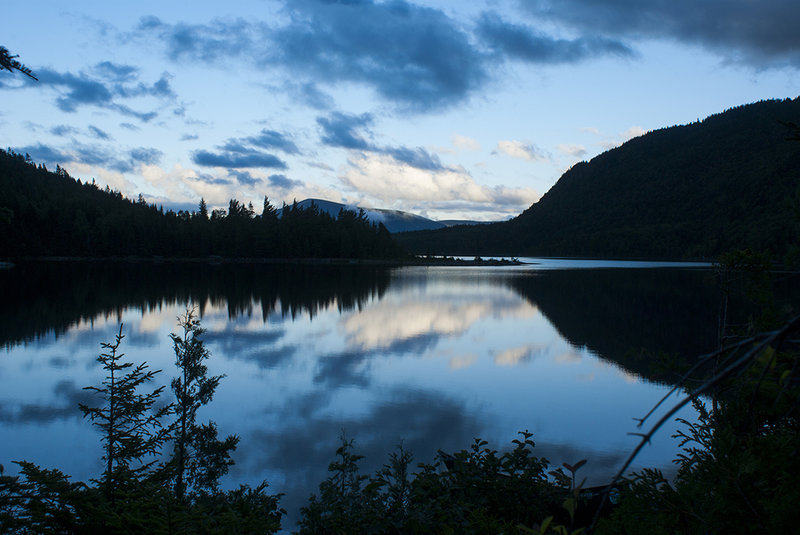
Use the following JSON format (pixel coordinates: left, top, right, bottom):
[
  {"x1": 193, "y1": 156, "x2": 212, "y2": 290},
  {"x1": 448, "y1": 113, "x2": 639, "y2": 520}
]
[{"x1": 1, "y1": 259, "x2": 739, "y2": 523}]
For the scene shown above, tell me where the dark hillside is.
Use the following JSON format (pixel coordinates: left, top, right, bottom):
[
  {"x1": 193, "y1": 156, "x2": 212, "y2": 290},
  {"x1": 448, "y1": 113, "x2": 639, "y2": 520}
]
[
  {"x1": 397, "y1": 98, "x2": 800, "y2": 259},
  {"x1": 0, "y1": 150, "x2": 405, "y2": 260}
]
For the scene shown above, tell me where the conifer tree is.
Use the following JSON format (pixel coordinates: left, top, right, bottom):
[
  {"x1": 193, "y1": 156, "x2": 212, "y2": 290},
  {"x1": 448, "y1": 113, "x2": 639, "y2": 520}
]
[
  {"x1": 170, "y1": 308, "x2": 238, "y2": 501},
  {"x1": 79, "y1": 324, "x2": 170, "y2": 503},
  {"x1": 198, "y1": 198, "x2": 208, "y2": 220},
  {"x1": 0, "y1": 46, "x2": 37, "y2": 80}
]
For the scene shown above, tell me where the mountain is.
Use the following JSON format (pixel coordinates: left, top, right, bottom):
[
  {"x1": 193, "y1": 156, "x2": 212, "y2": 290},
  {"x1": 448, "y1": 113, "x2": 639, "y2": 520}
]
[
  {"x1": 279, "y1": 198, "x2": 491, "y2": 233},
  {"x1": 396, "y1": 98, "x2": 800, "y2": 260}
]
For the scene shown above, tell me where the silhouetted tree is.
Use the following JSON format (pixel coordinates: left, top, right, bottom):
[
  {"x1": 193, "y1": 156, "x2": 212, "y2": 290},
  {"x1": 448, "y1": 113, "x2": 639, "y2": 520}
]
[
  {"x1": 169, "y1": 309, "x2": 237, "y2": 500},
  {"x1": 0, "y1": 46, "x2": 36, "y2": 80},
  {"x1": 79, "y1": 325, "x2": 170, "y2": 504},
  {"x1": 198, "y1": 198, "x2": 208, "y2": 220}
]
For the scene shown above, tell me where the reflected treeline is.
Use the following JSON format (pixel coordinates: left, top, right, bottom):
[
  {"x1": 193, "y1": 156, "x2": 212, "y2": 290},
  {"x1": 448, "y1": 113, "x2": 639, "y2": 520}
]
[
  {"x1": 508, "y1": 268, "x2": 800, "y2": 382},
  {"x1": 509, "y1": 269, "x2": 721, "y2": 382},
  {"x1": 0, "y1": 261, "x2": 391, "y2": 348}
]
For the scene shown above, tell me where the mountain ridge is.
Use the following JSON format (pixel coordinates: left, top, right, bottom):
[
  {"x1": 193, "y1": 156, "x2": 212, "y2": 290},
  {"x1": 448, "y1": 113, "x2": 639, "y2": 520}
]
[
  {"x1": 396, "y1": 98, "x2": 800, "y2": 260},
  {"x1": 279, "y1": 198, "x2": 497, "y2": 233}
]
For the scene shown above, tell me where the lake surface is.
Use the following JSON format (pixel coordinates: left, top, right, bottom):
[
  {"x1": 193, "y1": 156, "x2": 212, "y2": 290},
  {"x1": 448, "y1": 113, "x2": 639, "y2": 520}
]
[{"x1": 0, "y1": 259, "x2": 761, "y2": 525}]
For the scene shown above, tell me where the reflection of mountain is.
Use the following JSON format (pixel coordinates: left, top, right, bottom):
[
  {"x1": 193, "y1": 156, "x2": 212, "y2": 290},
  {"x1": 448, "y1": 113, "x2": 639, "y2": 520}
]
[
  {"x1": 0, "y1": 261, "x2": 391, "y2": 348},
  {"x1": 507, "y1": 269, "x2": 722, "y2": 381}
]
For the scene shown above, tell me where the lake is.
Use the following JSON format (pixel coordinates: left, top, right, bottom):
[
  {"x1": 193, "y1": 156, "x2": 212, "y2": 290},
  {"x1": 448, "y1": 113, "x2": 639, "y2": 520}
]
[{"x1": 0, "y1": 258, "x2": 755, "y2": 525}]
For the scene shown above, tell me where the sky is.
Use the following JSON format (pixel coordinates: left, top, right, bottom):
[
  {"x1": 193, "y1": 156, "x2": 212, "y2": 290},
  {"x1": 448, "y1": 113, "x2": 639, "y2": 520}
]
[{"x1": 1, "y1": 0, "x2": 798, "y2": 221}]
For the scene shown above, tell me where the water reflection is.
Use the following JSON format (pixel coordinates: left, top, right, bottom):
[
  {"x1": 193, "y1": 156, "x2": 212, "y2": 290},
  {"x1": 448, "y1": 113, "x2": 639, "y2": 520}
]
[{"x1": 1, "y1": 261, "x2": 732, "y2": 527}]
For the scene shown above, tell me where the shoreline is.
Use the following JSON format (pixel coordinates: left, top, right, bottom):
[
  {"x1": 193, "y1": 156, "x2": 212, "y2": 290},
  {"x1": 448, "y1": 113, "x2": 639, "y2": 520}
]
[{"x1": 0, "y1": 255, "x2": 526, "y2": 267}]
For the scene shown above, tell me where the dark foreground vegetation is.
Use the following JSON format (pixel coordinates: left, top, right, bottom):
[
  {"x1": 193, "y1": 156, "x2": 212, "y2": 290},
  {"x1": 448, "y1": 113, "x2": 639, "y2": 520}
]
[
  {"x1": 0, "y1": 148, "x2": 405, "y2": 260},
  {"x1": 2, "y1": 253, "x2": 799, "y2": 534},
  {"x1": 398, "y1": 98, "x2": 800, "y2": 260}
]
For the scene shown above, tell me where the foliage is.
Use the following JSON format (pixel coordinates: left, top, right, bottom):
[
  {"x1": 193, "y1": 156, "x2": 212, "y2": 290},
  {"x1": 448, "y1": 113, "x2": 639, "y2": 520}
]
[
  {"x1": 297, "y1": 431, "x2": 576, "y2": 534},
  {"x1": 78, "y1": 324, "x2": 170, "y2": 502},
  {"x1": 398, "y1": 97, "x2": 800, "y2": 259},
  {"x1": 169, "y1": 307, "x2": 237, "y2": 500},
  {"x1": 0, "y1": 46, "x2": 36, "y2": 80},
  {"x1": 596, "y1": 313, "x2": 800, "y2": 534},
  {"x1": 0, "y1": 318, "x2": 283, "y2": 534},
  {"x1": 0, "y1": 148, "x2": 406, "y2": 260}
]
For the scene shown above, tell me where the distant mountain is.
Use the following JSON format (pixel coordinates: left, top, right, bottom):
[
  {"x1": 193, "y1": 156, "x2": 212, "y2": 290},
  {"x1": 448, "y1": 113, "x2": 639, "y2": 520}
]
[
  {"x1": 396, "y1": 98, "x2": 800, "y2": 260},
  {"x1": 279, "y1": 198, "x2": 494, "y2": 233}
]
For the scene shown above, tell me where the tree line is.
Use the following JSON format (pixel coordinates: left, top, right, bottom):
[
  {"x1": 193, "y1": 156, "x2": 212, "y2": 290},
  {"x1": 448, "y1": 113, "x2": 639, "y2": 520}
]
[
  {"x1": 397, "y1": 98, "x2": 800, "y2": 261},
  {"x1": 0, "y1": 149, "x2": 406, "y2": 260}
]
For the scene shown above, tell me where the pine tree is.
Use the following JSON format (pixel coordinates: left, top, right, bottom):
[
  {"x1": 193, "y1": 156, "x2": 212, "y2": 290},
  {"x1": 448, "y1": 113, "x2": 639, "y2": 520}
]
[
  {"x1": 198, "y1": 198, "x2": 208, "y2": 220},
  {"x1": 261, "y1": 195, "x2": 278, "y2": 221},
  {"x1": 170, "y1": 308, "x2": 238, "y2": 501},
  {"x1": 0, "y1": 46, "x2": 37, "y2": 80},
  {"x1": 79, "y1": 324, "x2": 170, "y2": 503}
]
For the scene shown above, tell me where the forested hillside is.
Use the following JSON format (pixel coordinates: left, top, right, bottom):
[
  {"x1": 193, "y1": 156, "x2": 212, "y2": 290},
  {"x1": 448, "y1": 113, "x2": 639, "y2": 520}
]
[
  {"x1": 0, "y1": 149, "x2": 405, "y2": 260},
  {"x1": 398, "y1": 98, "x2": 800, "y2": 260}
]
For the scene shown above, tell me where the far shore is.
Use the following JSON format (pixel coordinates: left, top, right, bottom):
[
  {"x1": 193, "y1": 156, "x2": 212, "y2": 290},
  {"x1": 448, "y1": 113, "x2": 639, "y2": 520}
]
[{"x1": 0, "y1": 255, "x2": 525, "y2": 267}]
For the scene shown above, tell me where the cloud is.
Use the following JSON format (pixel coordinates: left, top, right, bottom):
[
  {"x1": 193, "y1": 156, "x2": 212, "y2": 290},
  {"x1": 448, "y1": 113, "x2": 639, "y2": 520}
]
[
  {"x1": 477, "y1": 11, "x2": 634, "y2": 63},
  {"x1": 453, "y1": 134, "x2": 481, "y2": 151},
  {"x1": 137, "y1": 15, "x2": 257, "y2": 63},
  {"x1": 383, "y1": 146, "x2": 445, "y2": 171},
  {"x1": 494, "y1": 345, "x2": 544, "y2": 366},
  {"x1": 284, "y1": 81, "x2": 335, "y2": 110},
  {"x1": 229, "y1": 170, "x2": 261, "y2": 186},
  {"x1": 13, "y1": 142, "x2": 163, "y2": 173},
  {"x1": 138, "y1": 1, "x2": 487, "y2": 112},
  {"x1": 0, "y1": 380, "x2": 96, "y2": 424},
  {"x1": 34, "y1": 64, "x2": 174, "y2": 121},
  {"x1": 129, "y1": 147, "x2": 163, "y2": 166},
  {"x1": 268, "y1": 173, "x2": 303, "y2": 189},
  {"x1": 317, "y1": 111, "x2": 374, "y2": 150},
  {"x1": 318, "y1": 111, "x2": 447, "y2": 171},
  {"x1": 495, "y1": 140, "x2": 549, "y2": 161},
  {"x1": 88, "y1": 125, "x2": 111, "y2": 140},
  {"x1": 599, "y1": 125, "x2": 647, "y2": 150},
  {"x1": 50, "y1": 125, "x2": 78, "y2": 137},
  {"x1": 93, "y1": 61, "x2": 138, "y2": 82},
  {"x1": 12, "y1": 143, "x2": 70, "y2": 165},
  {"x1": 340, "y1": 152, "x2": 539, "y2": 219},
  {"x1": 621, "y1": 126, "x2": 646, "y2": 140},
  {"x1": 557, "y1": 143, "x2": 587, "y2": 157},
  {"x1": 519, "y1": 0, "x2": 800, "y2": 68},
  {"x1": 271, "y1": 0, "x2": 487, "y2": 112},
  {"x1": 192, "y1": 149, "x2": 287, "y2": 169},
  {"x1": 237, "y1": 128, "x2": 300, "y2": 154}
]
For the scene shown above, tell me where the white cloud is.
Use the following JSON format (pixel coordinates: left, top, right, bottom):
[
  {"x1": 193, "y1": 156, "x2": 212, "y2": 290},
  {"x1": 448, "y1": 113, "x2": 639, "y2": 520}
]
[
  {"x1": 453, "y1": 134, "x2": 481, "y2": 151},
  {"x1": 340, "y1": 292, "x2": 536, "y2": 351},
  {"x1": 494, "y1": 346, "x2": 533, "y2": 366},
  {"x1": 450, "y1": 353, "x2": 478, "y2": 370},
  {"x1": 621, "y1": 126, "x2": 646, "y2": 141},
  {"x1": 495, "y1": 140, "x2": 548, "y2": 161},
  {"x1": 599, "y1": 126, "x2": 647, "y2": 151},
  {"x1": 68, "y1": 162, "x2": 140, "y2": 197},
  {"x1": 338, "y1": 153, "x2": 538, "y2": 218},
  {"x1": 557, "y1": 143, "x2": 587, "y2": 157}
]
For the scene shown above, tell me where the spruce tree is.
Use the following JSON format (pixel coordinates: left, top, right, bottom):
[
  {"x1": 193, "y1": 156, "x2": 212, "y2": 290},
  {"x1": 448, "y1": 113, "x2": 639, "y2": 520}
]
[
  {"x1": 79, "y1": 324, "x2": 170, "y2": 503},
  {"x1": 170, "y1": 308, "x2": 238, "y2": 501}
]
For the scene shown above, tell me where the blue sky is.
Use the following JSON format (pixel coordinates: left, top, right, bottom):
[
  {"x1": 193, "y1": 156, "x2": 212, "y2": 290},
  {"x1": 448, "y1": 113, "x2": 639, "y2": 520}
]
[{"x1": 1, "y1": 0, "x2": 798, "y2": 221}]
